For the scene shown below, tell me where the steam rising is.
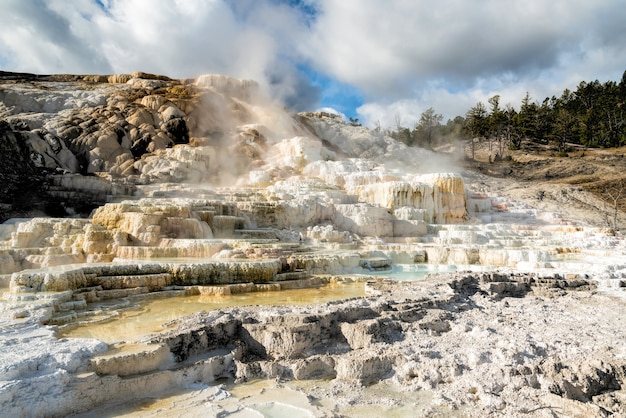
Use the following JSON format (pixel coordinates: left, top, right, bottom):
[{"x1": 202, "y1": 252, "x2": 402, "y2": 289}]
[
  {"x1": 179, "y1": 75, "x2": 463, "y2": 191},
  {"x1": 182, "y1": 74, "x2": 319, "y2": 187}
]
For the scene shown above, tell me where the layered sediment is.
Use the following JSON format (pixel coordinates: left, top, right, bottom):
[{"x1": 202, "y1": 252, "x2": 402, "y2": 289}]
[
  {"x1": 1, "y1": 72, "x2": 625, "y2": 417},
  {"x1": 2, "y1": 273, "x2": 625, "y2": 417}
]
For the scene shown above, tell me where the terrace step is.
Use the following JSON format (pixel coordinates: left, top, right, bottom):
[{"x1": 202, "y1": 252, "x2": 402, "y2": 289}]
[
  {"x1": 233, "y1": 229, "x2": 278, "y2": 240},
  {"x1": 92, "y1": 273, "x2": 173, "y2": 291},
  {"x1": 275, "y1": 270, "x2": 309, "y2": 281},
  {"x1": 360, "y1": 257, "x2": 392, "y2": 271}
]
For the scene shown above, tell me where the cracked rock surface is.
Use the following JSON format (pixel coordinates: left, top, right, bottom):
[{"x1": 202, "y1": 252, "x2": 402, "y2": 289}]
[
  {"x1": 1, "y1": 273, "x2": 625, "y2": 417},
  {"x1": 133, "y1": 273, "x2": 625, "y2": 417}
]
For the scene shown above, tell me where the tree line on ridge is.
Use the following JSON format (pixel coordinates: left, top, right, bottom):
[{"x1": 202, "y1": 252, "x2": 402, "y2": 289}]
[{"x1": 387, "y1": 70, "x2": 626, "y2": 159}]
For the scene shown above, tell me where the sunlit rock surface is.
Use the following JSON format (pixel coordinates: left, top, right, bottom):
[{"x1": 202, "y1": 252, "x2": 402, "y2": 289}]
[{"x1": 1, "y1": 72, "x2": 626, "y2": 416}]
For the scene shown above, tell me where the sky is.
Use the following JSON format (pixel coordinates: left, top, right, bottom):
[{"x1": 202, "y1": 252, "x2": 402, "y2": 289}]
[{"x1": 1, "y1": 0, "x2": 625, "y2": 128}]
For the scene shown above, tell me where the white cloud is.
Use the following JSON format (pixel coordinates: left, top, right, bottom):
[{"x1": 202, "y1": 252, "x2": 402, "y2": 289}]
[
  {"x1": 305, "y1": 0, "x2": 623, "y2": 92},
  {"x1": 304, "y1": 0, "x2": 625, "y2": 124},
  {"x1": 0, "y1": 0, "x2": 311, "y2": 102},
  {"x1": 0, "y1": 0, "x2": 624, "y2": 124},
  {"x1": 357, "y1": 82, "x2": 533, "y2": 130},
  {"x1": 93, "y1": 0, "x2": 254, "y2": 78},
  {"x1": 0, "y1": 0, "x2": 111, "y2": 73}
]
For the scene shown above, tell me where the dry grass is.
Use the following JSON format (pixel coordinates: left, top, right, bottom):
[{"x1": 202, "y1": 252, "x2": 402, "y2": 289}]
[{"x1": 465, "y1": 141, "x2": 626, "y2": 216}]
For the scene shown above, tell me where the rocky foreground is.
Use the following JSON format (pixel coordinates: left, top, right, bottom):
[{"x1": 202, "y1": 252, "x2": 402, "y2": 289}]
[
  {"x1": 2, "y1": 272, "x2": 625, "y2": 417},
  {"x1": 149, "y1": 272, "x2": 626, "y2": 418},
  {"x1": 1, "y1": 72, "x2": 626, "y2": 417}
]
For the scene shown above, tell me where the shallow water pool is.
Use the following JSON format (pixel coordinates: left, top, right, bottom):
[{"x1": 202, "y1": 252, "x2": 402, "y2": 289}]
[
  {"x1": 60, "y1": 281, "x2": 367, "y2": 343},
  {"x1": 364, "y1": 263, "x2": 493, "y2": 281}
]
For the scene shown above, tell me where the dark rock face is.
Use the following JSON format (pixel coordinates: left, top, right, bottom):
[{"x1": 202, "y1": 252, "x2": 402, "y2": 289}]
[
  {"x1": 0, "y1": 71, "x2": 262, "y2": 219},
  {"x1": 0, "y1": 120, "x2": 115, "y2": 221},
  {"x1": 163, "y1": 117, "x2": 189, "y2": 144},
  {"x1": 130, "y1": 135, "x2": 151, "y2": 158},
  {"x1": 0, "y1": 72, "x2": 198, "y2": 219},
  {"x1": 0, "y1": 121, "x2": 43, "y2": 221}
]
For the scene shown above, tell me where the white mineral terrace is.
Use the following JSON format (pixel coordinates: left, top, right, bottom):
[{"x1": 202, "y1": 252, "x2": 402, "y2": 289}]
[
  {"x1": 1, "y1": 175, "x2": 625, "y2": 417},
  {"x1": 0, "y1": 79, "x2": 625, "y2": 416}
]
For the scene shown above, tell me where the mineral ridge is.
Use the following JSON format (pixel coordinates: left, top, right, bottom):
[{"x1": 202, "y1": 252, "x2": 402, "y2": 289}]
[{"x1": 0, "y1": 72, "x2": 625, "y2": 417}]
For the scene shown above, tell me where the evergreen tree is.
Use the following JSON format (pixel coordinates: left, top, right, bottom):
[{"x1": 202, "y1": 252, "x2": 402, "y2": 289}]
[
  {"x1": 465, "y1": 102, "x2": 489, "y2": 160},
  {"x1": 414, "y1": 107, "x2": 443, "y2": 148},
  {"x1": 516, "y1": 92, "x2": 539, "y2": 141}
]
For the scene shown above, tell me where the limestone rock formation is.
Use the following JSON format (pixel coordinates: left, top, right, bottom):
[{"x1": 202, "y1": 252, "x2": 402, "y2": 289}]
[
  {"x1": 1, "y1": 71, "x2": 626, "y2": 417},
  {"x1": 2, "y1": 273, "x2": 625, "y2": 417},
  {"x1": 0, "y1": 71, "x2": 469, "y2": 222},
  {"x1": 0, "y1": 120, "x2": 42, "y2": 219}
]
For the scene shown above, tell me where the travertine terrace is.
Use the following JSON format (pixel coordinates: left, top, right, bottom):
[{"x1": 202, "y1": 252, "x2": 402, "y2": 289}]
[{"x1": 1, "y1": 72, "x2": 625, "y2": 417}]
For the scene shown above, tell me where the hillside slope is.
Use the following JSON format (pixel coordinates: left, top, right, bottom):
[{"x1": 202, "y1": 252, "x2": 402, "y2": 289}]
[{"x1": 464, "y1": 141, "x2": 626, "y2": 229}]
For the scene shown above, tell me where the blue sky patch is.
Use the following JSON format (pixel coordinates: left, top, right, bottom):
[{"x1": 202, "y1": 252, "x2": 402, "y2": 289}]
[{"x1": 298, "y1": 65, "x2": 363, "y2": 119}]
